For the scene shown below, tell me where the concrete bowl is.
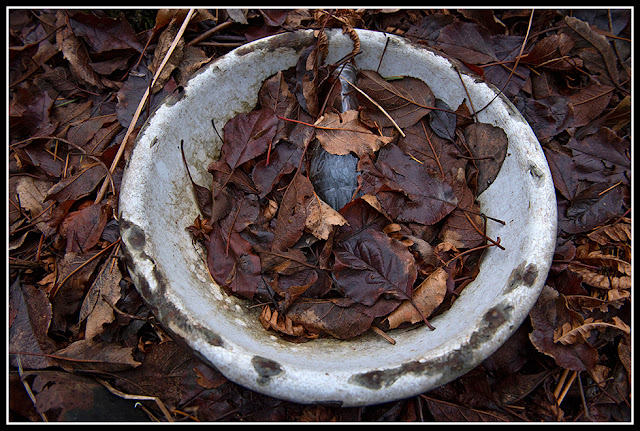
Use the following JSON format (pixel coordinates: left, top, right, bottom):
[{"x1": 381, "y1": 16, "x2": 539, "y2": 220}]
[{"x1": 119, "y1": 29, "x2": 557, "y2": 407}]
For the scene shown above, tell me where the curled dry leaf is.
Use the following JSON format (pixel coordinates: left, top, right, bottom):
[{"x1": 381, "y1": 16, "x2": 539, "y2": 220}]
[
  {"x1": 386, "y1": 267, "x2": 448, "y2": 329},
  {"x1": 553, "y1": 316, "x2": 630, "y2": 345}
]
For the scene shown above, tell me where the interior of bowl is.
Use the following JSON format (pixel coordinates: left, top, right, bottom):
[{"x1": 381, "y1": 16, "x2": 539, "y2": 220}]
[{"x1": 119, "y1": 29, "x2": 557, "y2": 407}]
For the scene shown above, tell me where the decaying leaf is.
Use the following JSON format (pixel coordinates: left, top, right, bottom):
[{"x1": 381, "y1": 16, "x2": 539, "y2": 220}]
[
  {"x1": 386, "y1": 267, "x2": 448, "y2": 329},
  {"x1": 333, "y1": 229, "x2": 417, "y2": 306},
  {"x1": 356, "y1": 70, "x2": 434, "y2": 128},
  {"x1": 315, "y1": 110, "x2": 393, "y2": 157}
]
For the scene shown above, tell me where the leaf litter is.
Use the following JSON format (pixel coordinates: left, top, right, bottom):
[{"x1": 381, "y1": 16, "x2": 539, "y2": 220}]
[
  {"x1": 9, "y1": 8, "x2": 631, "y2": 422},
  {"x1": 186, "y1": 26, "x2": 508, "y2": 342}
]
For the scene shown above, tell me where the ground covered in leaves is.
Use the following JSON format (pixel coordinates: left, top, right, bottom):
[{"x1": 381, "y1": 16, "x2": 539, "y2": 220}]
[{"x1": 9, "y1": 9, "x2": 631, "y2": 422}]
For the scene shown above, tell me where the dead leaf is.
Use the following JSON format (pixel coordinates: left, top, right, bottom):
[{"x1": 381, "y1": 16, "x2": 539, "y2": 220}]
[
  {"x1": 304, "y1": 195, "x2": 348, "y2": 240},
  {"x1": 529, "y1": 285, "x2": 598, "y2": 371},
  {"x1": 221, "y1": 107, "x2": 279, "y2": 170},
  {"x1": 149, "y1": 19, "x2": 184, "y2": 94},
  {"x1": 55, "y1": 11, "x2": 114, "y2": 90},
  {"x1": 564, "y1": 16, "x2": 620, "y2": 86},
  {"x1": 386, "y1": 267, "x2": 448, "y2": 329},
  {"x1": 80, "y1": 261, "x2": 123, "y2": 339},
  {"x1": 462, "y1": 122, "x2": 509, "y2": 195},
  {"x1": 53, "y1": 338, "x2": 141, "y2": 373},
  {"x1": 315, "y1": 110, "x2": 393, "y2": 157},
  {"x1": 553, "y1": 316, "x2": 630, "y2": 345},
  {"x1": 60, "y1": 203, "x2": 113, "y2": 254},
  {"x1": 44, "y1": 161, "x2": 107, "y2": 203},
  {"x1": 356, "y1": 70, "x2": 434, "y2": 128},
  {"x1": 333, "y1": 229, "x2": 417, "y2": 306},
  {"x1": 272, "y1": 172, "x2": 315, "y2": 251}
]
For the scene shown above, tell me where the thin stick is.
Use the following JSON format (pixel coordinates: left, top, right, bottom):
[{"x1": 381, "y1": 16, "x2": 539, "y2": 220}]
[
  {"x1": 94, "y1": 9, "x2": 197, "y2": 204},
  {"x1": 96, "y1": 378, "x2": 174, "y2": 422},
  {"x1": 341, "y1": 77, "x2": 406, "y2": 137},
  {"x1": 475, "y1": 9, "x2": 534, "y2": 115},
  {"x1": 370, "y1": 325, "x2": 396, "y2": 345},
  {"x1": 556, "y1": 370, "x2": 578, "y2": 406},
  {"x1": 16, "y1": 355, "x2": 48, "y2": 422},
  {"x1": 554, "y1": 368, "x2": 570, "y2": 400}
]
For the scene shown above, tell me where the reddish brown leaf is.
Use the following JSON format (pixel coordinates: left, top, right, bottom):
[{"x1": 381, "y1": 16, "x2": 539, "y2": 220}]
[
  {"x1": 370, "y1": 144, "x2": 458, "y2": 225},
  {"x1": 435, "y1": 20, "x2": 498, "y2": 64},
  {"x1": 333, "y1": 229, "x2": 417, "y2": 306},
  {"x1": 60, "y1": 203, "x2": 113, "y2": 254},
  {"x1": 285, "y1": 296, "x2": 400, "y2": 340},
  {"x1": 520, "y1": 33, "x2": 576, "y2": 71},
  {"x1": 221, "y1": 107, "x2": 279, "y2": 170}
]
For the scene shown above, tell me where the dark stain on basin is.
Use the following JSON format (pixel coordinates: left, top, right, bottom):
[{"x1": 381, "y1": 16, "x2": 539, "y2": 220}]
[
  {"x1": 506, "y1": 262, "x2": 538, "y2": 293},
  {"x1": 252, "y1": 356, "x2": 283, "y2": 385}
]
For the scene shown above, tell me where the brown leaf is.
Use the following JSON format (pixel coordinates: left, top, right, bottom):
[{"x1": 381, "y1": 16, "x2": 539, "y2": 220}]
[
  {"x1": 80, "y1": 262, "x2": 123, "y2": 339},
  {"x1": 439, "y1": 168, "x2": 486, "y2": 249},
  {"x1": 286, "y1": 296, "x2": 400, "y2": 340},
  {"x1": 272, "y1": 172, "x2": 315, "y2": 251},
  {"x1": 221, "y1": 107, "x2": 279, "y2": 170},
  {"x1": 205, "y1": 225, "x2": 263, "y2": 300},
  {"x1": 368, "y1": 144, "x2": 458, "y2": 225},
  {"x1": 567, "y1": 82, "x2": 614, "y2": 128},
  {"x1": 259, "y1": 305, "x2": 315, "y2": 338},
  {"x1": 564, "y1": 16, "x2": 620, "y2": 86},
  {"x1": 315, "y1": 110, "x2": 393, "y2": 157},
  {"x1": 333, "y1": 229, "x2": 417, "y2": 306},
  {"x1": 520, "y1": 33, "x2": 576, "y2": 71},
  {"x1": 304, "y1": 194, "x2": 348, "y2": 240},
  {"x1": 60, "y1": 203, "x2": 113, "y2": 254},
  {"x1": 9, "y1": 279, "x2": 56, "y2": 370},
  {"x1": 148, "y1": 19, "x2": 184, "y2": 94},
  {"x1": 53, "y1": 338, "x2": 141, "y2": 373},
  {"x1": 462, "y1": 122, "x2": 509, "y2": 194},
  {"x1": 44, "y1": 161, "x2": 107, "y2": 203},
  {"x1": 386, "y1": 267, "x2": 448, "y2": 329},
  {"x1": 55, "y1": 11, "x2": 113, "y2": 90},
  {"x1": 528, "y1": 285, "x2": 598, "y2": 371},
  {"x1": 251, "y1": 140, "x2": 301, "y2": 198},
  {"x1": 553, "y1": 316, "x2": 630, "y2": 345},
  {"x1": 68, "y1": 11, "x2": 144, "y2": 54},
  {"x1": 50, "y1": 251, "x2": 103, "y2": 335},
  {"x1": 435, "y1": 20, "x2": 498, "y2": 64},
  {"x1": 356, "y1": 70, "x2": 434, "y2": 128}
]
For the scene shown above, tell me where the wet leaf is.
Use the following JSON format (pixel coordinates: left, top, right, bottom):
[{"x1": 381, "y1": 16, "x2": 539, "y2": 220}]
[
  {"x1": 371, "y1": 144, "x2": 458, "y2": 225},
  {"x1": 251, "y1": 140, "x2": 301, "y2": 198},
  {"x1": 435, "y1": 20, "x2": 498, "y2": 64},
  {"x1": 520, "y1": 33, "x2": 576, "y2": 71},
  {"x1": 285, "y1": 296, "x2": 400, "y2": 340},
  {"x1": 560, "y1": 181, "x2": 625, "y2": 234}
]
